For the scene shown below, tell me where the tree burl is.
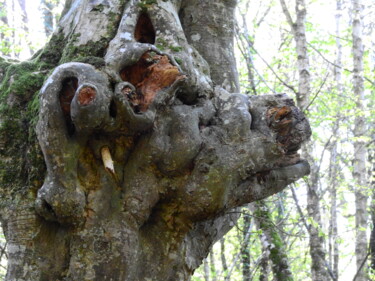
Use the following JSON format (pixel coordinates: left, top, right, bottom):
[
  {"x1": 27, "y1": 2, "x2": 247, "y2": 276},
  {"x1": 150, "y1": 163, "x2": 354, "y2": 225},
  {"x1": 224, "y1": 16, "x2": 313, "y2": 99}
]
[{"x1": 0, "y1": 0, "x2": 311, "y2": 280}]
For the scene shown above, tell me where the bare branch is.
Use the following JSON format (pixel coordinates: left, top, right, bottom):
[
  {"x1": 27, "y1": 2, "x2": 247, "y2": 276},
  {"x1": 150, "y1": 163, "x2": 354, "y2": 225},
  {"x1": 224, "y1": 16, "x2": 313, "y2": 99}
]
[
  {"x1": 250, "y1": 45, "x2": 298, "y2": 94},
  {"x1": 291, "y1": 185, "x2": 337, "y2": 281},
  {"x1": 304, "y1": 71, "x2": 330, "y2": 112},
  {"x1": 352, "y1": 251, "x2": 370, "y2": 281},
  {"x1": 279, "y1": 0, "x2": 295, "y2": 33},
  {"x1": 307, "y1": 42, "x2": 374, "y2": 85}
]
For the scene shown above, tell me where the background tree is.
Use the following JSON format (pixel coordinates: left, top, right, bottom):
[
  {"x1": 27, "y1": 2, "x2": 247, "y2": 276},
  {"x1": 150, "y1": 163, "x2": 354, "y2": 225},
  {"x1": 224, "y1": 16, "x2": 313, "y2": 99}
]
[
  {"x1": 193, "y1": 0, "x2": 374, "y2": 280},
  {"x1": 351, "y1": 0, "x2": 368, "y2": 280}
]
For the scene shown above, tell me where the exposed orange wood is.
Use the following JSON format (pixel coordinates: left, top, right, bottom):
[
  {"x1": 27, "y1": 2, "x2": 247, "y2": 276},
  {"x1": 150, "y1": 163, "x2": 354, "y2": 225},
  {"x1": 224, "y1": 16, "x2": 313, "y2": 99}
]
[
  {"x1": 120, "y1": 52, "x2": 184, "y2": 112},
  {"x1": 78, "y1": 86, "x2": 96, "y2": 106}
]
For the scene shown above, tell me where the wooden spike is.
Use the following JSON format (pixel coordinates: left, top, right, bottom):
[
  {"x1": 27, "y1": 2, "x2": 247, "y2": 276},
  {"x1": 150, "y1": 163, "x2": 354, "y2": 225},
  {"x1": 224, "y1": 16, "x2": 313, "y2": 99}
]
[{"x1": 101, "y1": 146, "x2": 115, "y2": 176}]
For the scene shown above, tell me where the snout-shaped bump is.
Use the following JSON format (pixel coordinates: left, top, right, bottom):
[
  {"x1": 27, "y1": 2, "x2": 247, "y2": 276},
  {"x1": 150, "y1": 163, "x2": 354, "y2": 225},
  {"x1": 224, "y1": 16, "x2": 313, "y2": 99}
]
[
  {"x1": 108, "y1": 82, "x2": 155, "y2": 132},
  {"x1": 71, "y1": 83, "x2": 111, "y2": 132}
]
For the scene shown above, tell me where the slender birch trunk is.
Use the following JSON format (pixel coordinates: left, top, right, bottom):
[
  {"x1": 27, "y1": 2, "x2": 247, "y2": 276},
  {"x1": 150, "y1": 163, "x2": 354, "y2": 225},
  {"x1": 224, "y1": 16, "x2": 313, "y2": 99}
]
[
  {"x1": 204, "y1": 258, "x2": 210, "y2": 281},
  {"x1": 210, "y1": 248, "x2": 218, "y2": 281},
  {"x1": 258, "y1": 247, "x2": 270, "y2": 281},
  {"x1": 241, "y1": 212, "x2": 251, "y2": 281},
  {"x1": 0, "y1": 0, "x2": 9, "y2": 55},
  {"x1": 279, "y1": 0, "x2": 310, "y2": 110},
  {"x1": 279, "y1": 0, "x2": 330, "y2": 280},
  {"x1": 220, "y1": 238, "x2": 229, "y2": 280},
  {"x1": 351, "y1": 1, "x2": 368, "y2": 280},
  {"x1": 327, "y1": 1, "x2": 343, "y2": 278},
  {"x1": 251, "y1": 201, "x2": 294, "y2": 281},
  {"x1": 369, "y1": 19, "x2": 375, "y2": 276},
  {"x1": 370, "y1": 141, "x2": 375, "y2": 274},
  {"x1": 16, "y1": 0, "x2": 31, "y2": 56},
  {"x1": 370, "y1": 145, "x2": 375, "y2": 274},
  {"x1": 328, "y1": 130, "x2": 339, "y2": 280},
  {"x1": 40, "y1": 0, "x2": 55, "y2": 37}
]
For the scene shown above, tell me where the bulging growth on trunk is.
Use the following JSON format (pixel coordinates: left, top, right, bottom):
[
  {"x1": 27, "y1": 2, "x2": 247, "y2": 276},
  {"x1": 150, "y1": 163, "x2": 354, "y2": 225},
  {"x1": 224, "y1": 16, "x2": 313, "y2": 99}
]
[{"x1": 0, "y1": 0, "x2": 311, "y2": 280}]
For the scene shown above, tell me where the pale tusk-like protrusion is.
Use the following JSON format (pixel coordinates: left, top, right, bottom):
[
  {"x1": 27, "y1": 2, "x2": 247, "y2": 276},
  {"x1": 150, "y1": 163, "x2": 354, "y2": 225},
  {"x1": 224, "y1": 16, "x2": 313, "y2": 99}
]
[{"x1": 101, "y1": 146, "x2": 115, "y2": 176}]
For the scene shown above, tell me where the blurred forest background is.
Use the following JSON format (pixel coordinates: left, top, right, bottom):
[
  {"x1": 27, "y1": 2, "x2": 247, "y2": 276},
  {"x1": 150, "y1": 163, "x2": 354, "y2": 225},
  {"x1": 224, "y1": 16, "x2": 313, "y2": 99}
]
[{"x1": 0, "y1": 0, "x2": 374, "y2": 280}]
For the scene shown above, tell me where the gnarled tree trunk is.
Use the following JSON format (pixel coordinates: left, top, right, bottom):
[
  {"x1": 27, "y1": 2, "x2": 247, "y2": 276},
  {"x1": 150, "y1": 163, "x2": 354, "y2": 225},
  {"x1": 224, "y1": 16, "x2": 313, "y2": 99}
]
[{"x1": 0, "y1": 0, "x2": 311, "y2": 280}]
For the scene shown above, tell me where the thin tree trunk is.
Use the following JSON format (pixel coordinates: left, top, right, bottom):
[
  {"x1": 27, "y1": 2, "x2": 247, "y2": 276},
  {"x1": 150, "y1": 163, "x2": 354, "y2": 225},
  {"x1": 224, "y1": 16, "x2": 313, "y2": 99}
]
[
  {"x1": 279, "y1": 1, "x2": 330, "y2": 280},
  {"x1": 351, "y1": 1, "x2": 368, "y2": 280},
  {"x1": 10, "y1": 0, "x2": 16, "y2": 58},
  {"x1": 252, "y1": 201, "x2": 294, "y2": 281},
  {"x1": 258, "y1": 242, "x2": 270, "y2": 281},
  {"x1": 40, "y1": 0, "x2": 55, "y2": 37},
  {"x1": 241, "y1": 208, "x2": 251, "y2": 281},
  {"x1": 210, "y1": 248, "x2": 217, "y2": 281},
  {"x1": 236, "y1": 3, "x2": 258, "y2": 96},
  {"x1": 369, "y1": 17, "x2": 375, "y2": 276},
  {"x1": 204, "y1": 257, "x2": 210, "y2": 281},
  {"x1": 0, "y1": 0, "x2": 8, "y2": 56},
  {"x1": 16, "y1": 0, "x2": 31, "y2": 56},
  {"x1": 279, "y1": 0, "x2": 310, "y2": 110},
  {"x1": 225, "y1": 218, "x2": 253, "y2": 281},
  {"x1": 328, "y1": 132, "x2": 339, "y2": 280},
  {"x1": 370, "y1": 144, "x2": 375, "y2": 273},
  {"x1": 220, "y1": 238, "x2": 229, "y2": 280},
  {"x1": 327, "y1": 2, "x2": 343, "y2": 278}
]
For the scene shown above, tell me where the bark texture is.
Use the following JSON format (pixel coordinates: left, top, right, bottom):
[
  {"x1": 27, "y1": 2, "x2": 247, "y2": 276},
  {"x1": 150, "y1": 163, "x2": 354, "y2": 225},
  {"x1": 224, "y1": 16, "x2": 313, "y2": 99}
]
[
  {"x1": 328, "y1": 2, "x2": 343, "y2": 277},
  {"x1": 0, "y1": 0, "x2": 311, "y2": 280},
  {"x1": 279, "y1": 1, "x2": 331, "y2": 280},
  {"x1": 241, "y1": 209, "x2": 251, "y2": 281},
  {"x1": 251, "y1": 201, "x2": 294, "y2": 281},
  {"x1": 351, "y1": 1, "x2": 368, "y2": 280}
]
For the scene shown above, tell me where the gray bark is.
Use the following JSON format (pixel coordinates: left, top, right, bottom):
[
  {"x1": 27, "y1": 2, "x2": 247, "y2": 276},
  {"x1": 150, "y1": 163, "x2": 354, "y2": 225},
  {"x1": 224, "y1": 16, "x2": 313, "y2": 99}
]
[
  {"x1": 204, "y1": 257, "x2": 210, "y2": 281},
  {"x1": 279, "y1": 0, "x2": 331, "y2": 280},
  {"x1": 40, "y1": 0, "x2": 55, "y2": 37},
  {"x1": 210, "y1": 248, "x2": 217, "y2": 281},
  {"x1": 241, "y1": 209, "x2": 251, "y2": 281},
  {"x1": 0, "y1": 1, "x2": 9, "y2": 55},
  {"x1": 328, "y1": 135, "x2": 339, "y2": 280},
  {"x1": 179, "y1": 0, "x2": 240, "y2": 93},
  {"x1": 351, "y1": 0, "x2": 368, "y2": 280},
  {"x1": 279, "y1": 0, "x2": 310, "y2": 110},
  {"x1": 328, "y1": 2, "x2": 343, "y2": 278},
  {"x1": 220, "y1": 238, "x2": 229, "y2": 279},
  {"x1": 251, "y1": 201, "x2": 293, "y2": 281},
  {"x1": 370, "y1": 137, "x2": 375, "y2": 273},
  {"x1": 0, "y1": 0, "x2": 311, "y2": 280}
]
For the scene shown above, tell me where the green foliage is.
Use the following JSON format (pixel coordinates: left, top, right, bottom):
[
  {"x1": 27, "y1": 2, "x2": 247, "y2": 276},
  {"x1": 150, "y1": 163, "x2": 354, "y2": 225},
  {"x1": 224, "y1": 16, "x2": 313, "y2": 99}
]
[
  {"x1": 195, "y1": 0, "x2": 375, "y2": 279},
  {"x1": 138, "y1": 0, "x2": 157, "y2": 11}
]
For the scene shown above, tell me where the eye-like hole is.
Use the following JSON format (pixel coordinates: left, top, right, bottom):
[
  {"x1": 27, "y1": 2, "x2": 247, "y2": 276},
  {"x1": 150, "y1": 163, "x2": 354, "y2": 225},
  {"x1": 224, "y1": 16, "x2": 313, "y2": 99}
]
[
  {"x1": 59, "y1": 77, "x2": 78, "y2": 136},
  {"x1": 175, "y1": 89, "x2": 198, "y2": 105},
  {"x1": 109, "y1": 99, "x2": 117, "y2": 118},
  {"x1": 134, "y1": 13, "x2": 156, "y2": 44}
]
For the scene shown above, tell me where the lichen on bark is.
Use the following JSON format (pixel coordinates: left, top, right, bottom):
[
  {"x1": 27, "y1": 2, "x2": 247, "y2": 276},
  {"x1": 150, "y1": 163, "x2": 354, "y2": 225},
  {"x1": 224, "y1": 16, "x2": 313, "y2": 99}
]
[{"x1": 0, "y1": 0, "x2": 312, "y2": 280}]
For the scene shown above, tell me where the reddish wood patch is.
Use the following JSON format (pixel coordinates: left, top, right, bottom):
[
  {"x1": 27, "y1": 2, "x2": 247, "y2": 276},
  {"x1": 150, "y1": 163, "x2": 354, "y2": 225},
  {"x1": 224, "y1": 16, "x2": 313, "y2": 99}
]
[
  {"x1": 267, "y1": 105, "x2": 294, "y2": 149},
  {"x1": 267, "y1": 106, "x2": 293, "y2": 135},
  {"x1": 78, "y1": 86, "x2": 96, "y2": 106},
  {"x1": 120, "y1": 52, "x2": 184, "y2": 112}
]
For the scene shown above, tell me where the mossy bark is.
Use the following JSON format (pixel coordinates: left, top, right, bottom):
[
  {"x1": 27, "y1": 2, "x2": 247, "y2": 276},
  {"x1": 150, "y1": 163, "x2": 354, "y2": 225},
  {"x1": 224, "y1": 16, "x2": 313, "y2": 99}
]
[
  {"x1": 252, "y1": 201, "x2": 294, "y2": 281},
  {"x1": 0, "y1": 0, "x2": 311, "y2": 280}
]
